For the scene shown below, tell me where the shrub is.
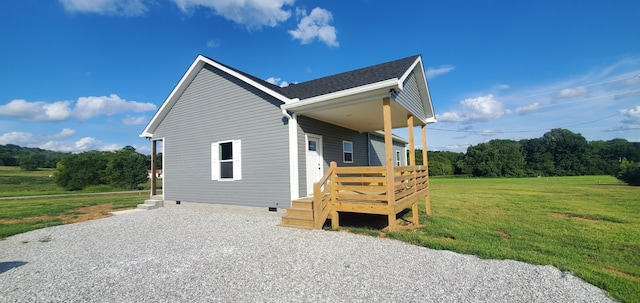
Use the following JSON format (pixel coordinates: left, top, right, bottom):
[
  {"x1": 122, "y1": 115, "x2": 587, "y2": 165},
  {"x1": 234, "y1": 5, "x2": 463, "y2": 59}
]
[{"x1": 616, "y1": 158, "x2": 640, "y2": 186}]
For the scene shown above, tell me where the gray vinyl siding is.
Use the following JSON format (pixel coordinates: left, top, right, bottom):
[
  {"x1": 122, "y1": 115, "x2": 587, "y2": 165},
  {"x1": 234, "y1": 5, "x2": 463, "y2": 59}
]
[
  {"x1": 368, "y1": 134, "x2": 407, "y2": 166},
  {"x1": 394, "y1": 72, "x2": 427, "y2": 122},
  {"x1": 296, "y1": 116, "x2": 369, "y2": 196},
  {"x1": 152, "y1": 65, "x2": 291, "y2": 208}
]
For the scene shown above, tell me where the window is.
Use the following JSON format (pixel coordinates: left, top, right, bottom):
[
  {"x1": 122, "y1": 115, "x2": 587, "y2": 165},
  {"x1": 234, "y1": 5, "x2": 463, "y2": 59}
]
[
  {"x1": 343, "y1": 141, "x2": 353, "y2": 163},
  {"x1": 396, "y1": 150, "x2": 401, "y2": 166},
  {"x1": 212, "y1": 140, "x2": 241, "y2": 181}
]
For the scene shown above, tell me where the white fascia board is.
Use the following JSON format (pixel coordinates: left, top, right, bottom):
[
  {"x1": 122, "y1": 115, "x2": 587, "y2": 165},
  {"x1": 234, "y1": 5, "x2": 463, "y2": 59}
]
[
  {"x1": 199, "y1": 56, "x2": 293, "y2": 105},
  {"x1": 282, "y1": 79, "x2": 400, "y2": 111},
  {"x1": 398, "y1": 56, "x2": 422, "y2": 89}
]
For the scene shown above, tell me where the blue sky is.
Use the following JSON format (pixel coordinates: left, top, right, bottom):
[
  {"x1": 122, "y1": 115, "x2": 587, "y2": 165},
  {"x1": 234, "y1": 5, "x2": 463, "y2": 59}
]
[{"x1": 1, "y1": 0, "x2": 639, "y2": 154}]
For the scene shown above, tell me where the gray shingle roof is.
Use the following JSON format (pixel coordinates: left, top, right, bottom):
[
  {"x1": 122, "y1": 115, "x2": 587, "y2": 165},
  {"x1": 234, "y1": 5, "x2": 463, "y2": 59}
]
[
  {"x1": 202, "y1": 54, "x2": 420, "y2": 100},
  {"x1": 280, "y1": 55, "x2": 420, "y2": 99}
]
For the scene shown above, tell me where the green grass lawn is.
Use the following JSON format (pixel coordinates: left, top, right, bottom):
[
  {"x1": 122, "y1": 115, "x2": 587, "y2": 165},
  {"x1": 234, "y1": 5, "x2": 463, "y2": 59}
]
[
  {"x1": 2, "y1": 168, "x2": 637, "y2": 302},
  {"x1": 382, "y1": 176, "x2": 639, "y2": 303},
  {"x1": 0, "y1": 166, "x2": 162, "y2": 197}
]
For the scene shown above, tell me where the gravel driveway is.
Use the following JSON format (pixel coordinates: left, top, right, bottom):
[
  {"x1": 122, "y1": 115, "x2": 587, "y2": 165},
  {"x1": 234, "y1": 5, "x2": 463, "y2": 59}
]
[{"x1": 0, "y1": 202, "x2": 613, "y2": 302}]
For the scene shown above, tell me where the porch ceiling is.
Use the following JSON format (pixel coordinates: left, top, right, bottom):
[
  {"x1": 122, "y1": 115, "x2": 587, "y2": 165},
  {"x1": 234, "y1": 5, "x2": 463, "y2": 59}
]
[{"x1": 299, "y1": 98, "x2": 414, "y2": 132}]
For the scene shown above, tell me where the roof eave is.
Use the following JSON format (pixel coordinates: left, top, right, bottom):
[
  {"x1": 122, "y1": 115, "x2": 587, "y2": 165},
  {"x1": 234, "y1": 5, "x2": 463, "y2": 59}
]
[{"x1": 282, "y1": 78, "x2": 401, "y2": 112}]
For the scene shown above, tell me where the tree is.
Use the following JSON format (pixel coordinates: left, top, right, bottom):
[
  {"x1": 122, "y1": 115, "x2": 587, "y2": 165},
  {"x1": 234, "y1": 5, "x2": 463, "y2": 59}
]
[
  {"x1": 18, "y1": 154, "x2": 39, "y2": 171},
  {"x1": 520, "y1": 138, "x2": 554, "y2": 176},
  {"x1": 104, "y1": 146, "x2": 148, "y2": 189},
  {"x1": 541, "y1": 129, "x2": 588, "y2": 176},
  {"x1": 616, "y1": 158, "x2": 640, "y2": 186},
  {"x1": 462, "y1": 140, "x2": 525, "y2": 177},
  {"x1": 54, "y1": 151, "x2": 109, "y2": 190}
]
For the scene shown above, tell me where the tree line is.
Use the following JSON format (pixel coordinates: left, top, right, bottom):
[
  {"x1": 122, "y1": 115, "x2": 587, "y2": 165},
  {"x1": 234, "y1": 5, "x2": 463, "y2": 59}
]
[
  {"x1": 1, "y1": 144, "x2": 163, "y2": 190},
  {"x1": 420, "y1": 128, "x2": 640, "y2": 185},
  {"x1": 0, "y1": 144, "x2": 67, "y2": 170}
]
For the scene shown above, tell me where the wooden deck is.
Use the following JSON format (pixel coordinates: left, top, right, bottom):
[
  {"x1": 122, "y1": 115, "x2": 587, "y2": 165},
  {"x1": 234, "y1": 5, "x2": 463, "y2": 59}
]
[{"x1": 280, "y1": 162, "x2": 430, "y2": 231}]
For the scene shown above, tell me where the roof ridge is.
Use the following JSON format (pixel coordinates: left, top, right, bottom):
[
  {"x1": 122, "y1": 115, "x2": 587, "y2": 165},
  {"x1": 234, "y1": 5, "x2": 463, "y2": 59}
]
[
  {"x1": 199, "y1": 54, "x2": 288, "y2": 95},
  {"x1": 279, "y1": 54, "x2": 421, "y2": 99},
  {"x1": 291, "y1": 55, "x2": 420, "y2": 86}
]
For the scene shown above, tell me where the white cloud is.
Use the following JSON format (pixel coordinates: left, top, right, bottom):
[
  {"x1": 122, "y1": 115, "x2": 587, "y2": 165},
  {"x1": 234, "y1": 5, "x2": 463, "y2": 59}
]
[
  {"x1": 438, "y1": 94, "x2": 506, "y2": 123},
  {"x1": 0, "y1": 99, "x2": 73, "y2": 121},
  {"x1": 266, "y1": 77, "x2": 290, "y2": 87},
  {"x1": 289, "y1": 7, "x2": 338, "y2": 47},
  {"x1": 266, "y1": 77, "x2": 280, "y2": 85},
  {"x1": 73, "y1": 94, "x2": 156, "y2": 120},
  {"x1": 478, "y1": 129, "x2": 500, "y2": 136},
  {"x1": 74, "y1": 137, "x2": 100, "y2": 151},
  {"x1": 172, "y1": 0, "x2": 294, "y2": 29},
  {"x1": 614, "y1": 90, "x2": 640, "y2": 100},
  {"x1": 0, "y1": 95, "x2": 156, "y2": 122},
  {"x1": 206, "y1": 40, "x2": 220, "y2": 48},
  {"x1": 618, "y1": 105, "x2": 640, "y2": 130},
  {"x1": 51, "y1": 128, "x2": 76, "y2": 139},
  {"x1": 0, "y1": 129, "x2": 125, "y2": 153},
  {"x1": 425, "y1": 65, "x2": 455, "y2": 79},
  {"x1": 555, "y1": 86, "x2": 589, "y2": 99},
  {"x1": 0, "y1": 131, "x2": 35, "y2": 146},
  {"x1": 59, "y1": 0, "x2": 149, "y2": 16},
  {"x1": 513, "y1": 102, "x2": 541, "y2": 115},
  {"x1": 123, "y1": 116, "x2": 148, "y2": 125}
]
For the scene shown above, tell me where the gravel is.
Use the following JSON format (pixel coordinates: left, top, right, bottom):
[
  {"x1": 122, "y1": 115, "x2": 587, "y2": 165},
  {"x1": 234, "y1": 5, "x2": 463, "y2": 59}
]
[{"x1": 0, "y1": 202, "x2": 614, "y2": 303}]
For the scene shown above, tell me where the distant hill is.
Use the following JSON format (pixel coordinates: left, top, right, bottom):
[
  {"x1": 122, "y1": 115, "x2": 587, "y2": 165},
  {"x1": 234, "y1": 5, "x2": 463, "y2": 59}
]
[{"x1": 0, "y1": 144, "x2": 69, "y2": 168}]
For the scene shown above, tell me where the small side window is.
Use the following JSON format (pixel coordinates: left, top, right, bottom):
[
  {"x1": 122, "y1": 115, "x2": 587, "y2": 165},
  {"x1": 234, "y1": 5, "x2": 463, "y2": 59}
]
[
  {"x1": 396, "y1": 150, "x2": 401, "y2": 166},
  {"x1": 212, "y1": 140, "x2": 242, "y2": 181},
  {"x1": 343, "y1": 141, "x2": 353, "y2": 163}
]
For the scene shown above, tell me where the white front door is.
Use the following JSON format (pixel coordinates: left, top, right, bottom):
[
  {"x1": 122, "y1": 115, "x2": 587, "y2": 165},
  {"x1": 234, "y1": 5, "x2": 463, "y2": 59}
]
[{"x1": 305, "y1": 134, "x2": 323, "y2": 196}]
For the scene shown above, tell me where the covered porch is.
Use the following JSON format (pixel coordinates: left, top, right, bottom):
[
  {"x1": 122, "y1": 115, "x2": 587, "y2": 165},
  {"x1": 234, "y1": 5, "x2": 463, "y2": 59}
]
[{"x1": 281, "y1": 93, "x2": 434, "y2": 231}]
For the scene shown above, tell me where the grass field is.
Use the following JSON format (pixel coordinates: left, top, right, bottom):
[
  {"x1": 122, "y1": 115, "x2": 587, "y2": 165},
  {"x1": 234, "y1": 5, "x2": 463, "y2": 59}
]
[
  {"x1": 381, "y1": 176, "x2": 638, "y2": 303},
  {"x1": 0, "y1": 165, "x2": 154, "y2": 239},
  {"x1": 0, "y1": 166, "x2": 161, "y2": 197},
  {"x1": 1, "y1": 166, "x2": 637, "y2": 302}
]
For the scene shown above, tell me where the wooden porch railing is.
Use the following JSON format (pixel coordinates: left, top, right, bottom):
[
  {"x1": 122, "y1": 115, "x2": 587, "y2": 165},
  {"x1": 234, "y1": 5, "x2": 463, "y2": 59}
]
[{"x1": 311, "y1": 161, "x2": 430, "y2": 229}]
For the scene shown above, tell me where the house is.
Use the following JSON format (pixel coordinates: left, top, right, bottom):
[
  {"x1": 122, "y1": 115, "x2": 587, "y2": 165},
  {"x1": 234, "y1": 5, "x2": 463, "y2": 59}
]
[
  {"x1": 140, "y1": 54, "x2": 436, "y2": 230},
  {"x1": 147, "y1": 169, "x2": 163, "y2": 179}
]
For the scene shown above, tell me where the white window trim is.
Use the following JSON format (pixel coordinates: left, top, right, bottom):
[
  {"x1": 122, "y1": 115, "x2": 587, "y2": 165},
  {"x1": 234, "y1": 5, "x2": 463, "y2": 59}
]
[
  {"x1": 212, "y1": 140, "x2": 242, "y2": 181},
  {"x1": 396, "y1": 150, "x2": 401, "y2": 166},
  {"x1": 343, "y1": 140, "x2": 354, "y2": 163}
]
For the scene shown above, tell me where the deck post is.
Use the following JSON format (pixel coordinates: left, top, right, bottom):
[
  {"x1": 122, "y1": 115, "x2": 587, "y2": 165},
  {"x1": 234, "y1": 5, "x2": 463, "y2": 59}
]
[
  {"x1": 383, "y1": 97, "x2": 397, "y2": 231},
  {"x1": 407, "y1": 115, "x2": 419, "y2": 226},
  {"x1": 407, "y1": 115, "x2": 415, "y2": 166},
  {"x1": 150, "y1": 139, "x2": 157, "y2": 197},
  {"x1": 422, "y1": 125, "x2": 431, "y2": 215}
]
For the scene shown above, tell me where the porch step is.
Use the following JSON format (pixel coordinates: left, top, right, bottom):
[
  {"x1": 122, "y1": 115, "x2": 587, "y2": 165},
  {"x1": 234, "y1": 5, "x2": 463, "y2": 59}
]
[
  {"x1": 279, "y1": 197, "x2": 315, "y2": 229},
  {"x1": 137, "y1": 197, "x2": 164, "y2": 210}
]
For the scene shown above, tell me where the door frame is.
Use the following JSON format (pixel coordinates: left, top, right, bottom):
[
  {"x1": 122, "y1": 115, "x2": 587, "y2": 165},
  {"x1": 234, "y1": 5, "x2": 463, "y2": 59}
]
[{"x1": 305, "y1": 133, "x2": 324, "y2": 197}]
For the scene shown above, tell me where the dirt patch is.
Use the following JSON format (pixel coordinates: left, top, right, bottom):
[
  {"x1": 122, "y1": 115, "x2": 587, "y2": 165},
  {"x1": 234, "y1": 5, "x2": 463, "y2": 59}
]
[
  {"x1": 606, "y1": 268, "x2": 639, "y2": 280},
  {"x1": 496, "y1": 229, "x2": 510, "y2": 240},
  {"x1": 0, "y1": 203, "x2": 116, "y2": 225},
  {"x1": 59, "y1": 203, "x2": 115, "y2": 224},
  {"x1": 547, "y1": 212, "x2": 600, "y2": 223}
]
